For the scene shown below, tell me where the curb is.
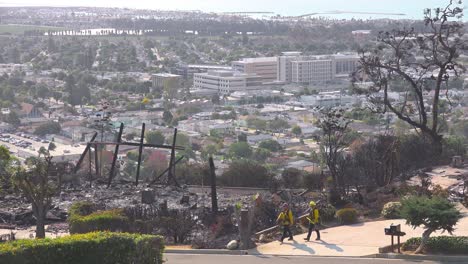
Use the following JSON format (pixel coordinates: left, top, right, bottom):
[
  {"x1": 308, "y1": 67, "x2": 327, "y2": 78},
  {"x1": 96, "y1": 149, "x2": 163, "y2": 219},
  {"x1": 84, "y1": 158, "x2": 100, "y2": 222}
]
[
  {"x1": 165, "y1": 249, "x2": 249, "y2": 255},
  {"x1": 372, "y1": 253, "x2": 468, "y2": 262}
]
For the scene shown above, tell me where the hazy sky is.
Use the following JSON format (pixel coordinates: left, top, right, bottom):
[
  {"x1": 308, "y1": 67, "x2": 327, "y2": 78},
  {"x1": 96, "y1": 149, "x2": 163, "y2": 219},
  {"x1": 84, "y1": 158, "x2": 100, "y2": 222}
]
[{"x1": 0, "y1": 0, "x2": 455, "y2": 19}]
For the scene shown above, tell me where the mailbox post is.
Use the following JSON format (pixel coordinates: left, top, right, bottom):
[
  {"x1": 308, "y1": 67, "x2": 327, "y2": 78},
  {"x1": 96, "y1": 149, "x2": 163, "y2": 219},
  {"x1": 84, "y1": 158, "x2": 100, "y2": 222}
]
[{"x1": 384, "y1": 224, "x2": 406, "y2": 253}]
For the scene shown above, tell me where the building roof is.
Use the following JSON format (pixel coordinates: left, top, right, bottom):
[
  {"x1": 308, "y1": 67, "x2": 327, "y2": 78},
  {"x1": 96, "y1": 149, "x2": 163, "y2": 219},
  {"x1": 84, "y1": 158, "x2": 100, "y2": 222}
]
[
  {"x1": 19, "y1": 103, "x2": 35, "y2": 115},
  {"x1": 152, "y1": 73, "x2": 181, "y2": 78},
  {"x1": 286, "y1": 160, "x2": 318, "y2": 169},
  {"x1": 233, "y1": 57, "x2": 277, "y2": 63}
]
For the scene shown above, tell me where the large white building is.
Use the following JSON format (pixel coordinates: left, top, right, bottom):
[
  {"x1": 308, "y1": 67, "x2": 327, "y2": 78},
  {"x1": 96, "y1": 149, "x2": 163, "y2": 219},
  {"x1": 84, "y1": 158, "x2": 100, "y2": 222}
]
[
  {"x1": 232, "y1": 57, "x2": 278, "y2": 82},
  {"x1": 151, "y1": 73, "x2": 182, "y2": 90},
  {"x1": 277, "y1": 52, "x2": 359, "y2": 84},
  {"x1": 193, "y1": 70, "x2": 262, "y2": 95}
]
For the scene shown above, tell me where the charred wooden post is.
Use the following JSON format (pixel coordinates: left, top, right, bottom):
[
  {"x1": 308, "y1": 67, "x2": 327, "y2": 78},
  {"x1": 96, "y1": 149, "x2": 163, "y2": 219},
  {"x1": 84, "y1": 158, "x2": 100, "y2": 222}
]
[
  {"x1": 239, "y1": 209, "x2": 251, "y2": 250},
  {"x1": 108, "y1": 123, "x2": 124, "y2": 187},
  {"x1": 168, "y1": 128, "x2": 177, "y2": 186},
  {"x1": 135, "y1": 123, "x2": 146, "y2": 186},
  {"x1": 73, "y1": 132, "x2": 97, "y2": 173},
  {"x1": 88, "y1": 147, "x2": 92, "y2": 187},
  {"x1": 94, "y1": 143, "x2": 99, "y2": 177},
  {"x1": 209, "y1": 157, "x2": 218, "y2": 216}
]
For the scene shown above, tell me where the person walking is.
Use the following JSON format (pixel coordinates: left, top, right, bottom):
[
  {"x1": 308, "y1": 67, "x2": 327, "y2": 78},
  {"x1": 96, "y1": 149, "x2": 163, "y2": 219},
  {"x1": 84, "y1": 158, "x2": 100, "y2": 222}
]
[
  {"x1": 304, "y1": 201, "x2": 321, "y2": 241},
  {"x1": 277, "y1": 203, "x2": 294, "y2": 243}
]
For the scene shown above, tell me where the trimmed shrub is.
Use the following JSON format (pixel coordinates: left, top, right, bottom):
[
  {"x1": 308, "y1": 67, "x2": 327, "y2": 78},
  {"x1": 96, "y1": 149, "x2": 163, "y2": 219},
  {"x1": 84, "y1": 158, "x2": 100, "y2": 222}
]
[
  {"x1": 319, "y1": 204, "x2": 337, "y2": 222},
  {"x1": 69, "y1": 208, "x2": 131, "y2": 234},
  {"x1": 402, "y1": 236, "x2": 468, "y2": 254},
  {"x1": 0, "y1": 232, "x2": 164, "y2": 264},
  {"x1": 336, "y1": 208, "x2": 358, "y2": 224},
  {"x1": 69, "y1": 201, "x2": 96, "y2": 217},
  {"x1": 381, "y1": 202, "x2": 402, "y2": 219}
]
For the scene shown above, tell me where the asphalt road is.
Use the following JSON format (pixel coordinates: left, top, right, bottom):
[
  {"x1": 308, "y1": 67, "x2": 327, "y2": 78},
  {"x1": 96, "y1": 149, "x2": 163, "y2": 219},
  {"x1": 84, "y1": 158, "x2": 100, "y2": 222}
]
[{"x1": 165, "y1": 254, "x2": 461, "y2": 264}]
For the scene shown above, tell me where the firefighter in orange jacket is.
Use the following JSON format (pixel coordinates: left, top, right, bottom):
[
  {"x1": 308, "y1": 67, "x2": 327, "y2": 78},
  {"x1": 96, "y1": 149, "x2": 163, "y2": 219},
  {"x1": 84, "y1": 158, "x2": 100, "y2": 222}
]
[
  {"x1": 277, "y1": 203, "x2": 294, "y2": 243},
  {"x1": 304, "y1": 201, "x2": 321, "y2": 241}
]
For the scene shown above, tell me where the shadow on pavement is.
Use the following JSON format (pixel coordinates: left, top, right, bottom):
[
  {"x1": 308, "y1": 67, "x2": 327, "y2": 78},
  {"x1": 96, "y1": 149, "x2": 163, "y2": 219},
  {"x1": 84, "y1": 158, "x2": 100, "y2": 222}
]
[
  {"x1": 316, "y1": 240, "x2": 344, "y2": 252},
  {"x1": 291, "y1": 240, "x2": 316, "y2": 255}
]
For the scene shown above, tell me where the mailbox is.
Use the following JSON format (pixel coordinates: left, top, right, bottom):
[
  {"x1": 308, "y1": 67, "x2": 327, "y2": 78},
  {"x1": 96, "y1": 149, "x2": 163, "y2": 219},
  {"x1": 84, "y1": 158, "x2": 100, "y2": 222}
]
[
  {"x1": 385, "y1": 224, "x2": 401, "y2": 235},
  {"x1": 390, "y1": 224, "x2": 401, "y2": 233},
  {"x1": 384, "y1": 228, "x2": 392, "y2": 235},
  {"x1": 384, "y1": 224, "x2": 406, "y2": 253}
]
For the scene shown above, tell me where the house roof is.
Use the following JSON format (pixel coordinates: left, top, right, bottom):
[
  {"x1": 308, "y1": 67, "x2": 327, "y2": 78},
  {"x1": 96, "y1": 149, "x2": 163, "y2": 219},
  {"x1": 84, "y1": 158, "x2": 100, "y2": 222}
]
[{"x1": 20, "y1": 102, "x2": 34, "y2": 115}]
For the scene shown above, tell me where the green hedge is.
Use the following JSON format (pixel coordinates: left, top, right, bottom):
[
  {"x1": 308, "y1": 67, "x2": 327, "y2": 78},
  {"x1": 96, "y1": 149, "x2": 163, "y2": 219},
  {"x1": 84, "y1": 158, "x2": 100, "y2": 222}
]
[
  {"x1": 402, "y1": 236, "x2": 468, "y2": 254},
  {"x1": 0, "y1": 232, "x2": 164, "y2": 264},
  {"x1": 336, "y1": 208, "x2": 358, "y2": 224},
  {"x1": 69, "y1": 208, "x2": 131, "y2": 234},
  {"x1": 68, "y1": 202, "x2": 131, "y2": 234}
]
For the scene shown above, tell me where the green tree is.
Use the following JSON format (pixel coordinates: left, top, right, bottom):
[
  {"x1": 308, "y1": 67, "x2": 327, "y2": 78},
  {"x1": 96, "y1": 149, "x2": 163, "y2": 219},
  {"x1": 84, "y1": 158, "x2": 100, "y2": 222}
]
[
  {"x1": 281, "y1": 167, "x2": 302, "y2": 188},
  {"x1": 228, "y1": 141, "x2": 252, "y2": 159},
  {"x1": 163, "y1": 110, "x2": 173, "y2": 124},
  {"x1": 38, "y1": 146, "x2": 49, "y2": 157},
  {"x1": 292, "y1": 125, "x2": 302, "y2": 137},
  {"x1": 253, "y1": 148, "x2": 271, "y2": 162},
  {"x1": 269, "y1": 118, "x2": 289, "y2": 132},
  {"x1": 5, "y1": 112, "x2": 20, "y2": 126},
  {"x1": 201, "y1": 144, "x2": 218, "y2": 161},
  {"x1": 47, "y1": 142, "x2": 57, "y2": 152},
  {"x1": 167, "y1": 132, "x2": 190, "y2": 147},
  {"x1": 34, "y1": 122, "x2": 61, "y2": 136},
  {"x1": 400, "y1": 196, "x2": 462, "y2": 254},
  {"x1": 167, "y1": 133, "x2": 195, "y2": 161},
  {"x1": 0, "y1": 146, "x2": 14, "y2": 192},
  {"x1": 247, "y1": 117, "x2": 267, "y2": 131},
  {"x1": 34, "y1": 85, "x2": 49, "y2": 99},
  {"x1": 258, "y1": 139, "x2": 282, "y2": 152},
  {"x1": 12, "y1": 157, "x2": 61, "y2": 238},
  {"x1": 145, "y1": 130, "x2": 165, "y2": 145},
  {"x1": 237, "y1": 133, "x2": 247, "y2": 142},
  {"x1": 220, "y1": 160, "x2": 271, "y2": 187}
]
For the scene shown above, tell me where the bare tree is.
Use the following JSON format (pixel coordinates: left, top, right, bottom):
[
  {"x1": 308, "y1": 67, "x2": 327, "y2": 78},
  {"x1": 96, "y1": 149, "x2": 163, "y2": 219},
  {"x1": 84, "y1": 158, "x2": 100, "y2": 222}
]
[
  {"x1": 355, "y1": 0, "x2": 465, "y2": 154},
  {"x1": 318, "y1": 108, "x2": 352, "y2": 195}
]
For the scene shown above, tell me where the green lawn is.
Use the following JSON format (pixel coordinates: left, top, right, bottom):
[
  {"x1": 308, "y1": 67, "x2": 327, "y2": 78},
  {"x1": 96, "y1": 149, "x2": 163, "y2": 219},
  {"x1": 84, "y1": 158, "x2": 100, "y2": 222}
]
[{"x1": 0, "y1": 24, "x2": 66, "y2": 35}]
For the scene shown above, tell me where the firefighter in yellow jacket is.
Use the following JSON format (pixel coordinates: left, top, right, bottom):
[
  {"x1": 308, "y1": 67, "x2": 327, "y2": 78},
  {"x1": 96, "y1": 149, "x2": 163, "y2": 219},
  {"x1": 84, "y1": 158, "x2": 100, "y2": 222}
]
[
  {"x1": 304, "y1": 201, "x2": 321, "y2": 241},
  {"x1": 277, "y1": 203, "x2": 294, "y2": 243}
]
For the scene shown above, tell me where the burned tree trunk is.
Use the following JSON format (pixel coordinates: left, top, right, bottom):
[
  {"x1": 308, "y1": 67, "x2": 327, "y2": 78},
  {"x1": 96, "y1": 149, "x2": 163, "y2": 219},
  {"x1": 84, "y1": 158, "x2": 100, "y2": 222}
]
[
  {"x1": 33, "y1": 203, "x2": 46, "y2": 239},
  {"x1": 209, "y1": 157, "x2": 218, "y2": 217}
]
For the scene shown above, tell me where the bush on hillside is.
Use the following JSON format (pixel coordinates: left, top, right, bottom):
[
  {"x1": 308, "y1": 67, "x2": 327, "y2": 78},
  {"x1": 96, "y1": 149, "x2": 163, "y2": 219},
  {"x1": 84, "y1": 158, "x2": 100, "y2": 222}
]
[
  {"x1": 69, "y1": 201, "x2": 96, "y2": 217},
  {"x1": 381, "y1": 202, "x2": 402, "y2": 219},
  {"x1": 336, "y1": 208, "x2": 358, "y2": 224}
]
